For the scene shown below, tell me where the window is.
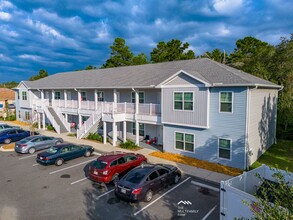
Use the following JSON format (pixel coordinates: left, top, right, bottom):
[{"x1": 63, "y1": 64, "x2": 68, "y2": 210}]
[
  {"x1": 54, "y1": 91, "x2": 61, "y2": 100},
  {"x1": 0, "y1": 104, "x2": 3, "y2": 109},
  {"x1": 220, "y1": 92, "x2": 233, "y2": 113},
  {"x1": 117, "y1": 157, "x2": 125, "y2": 165},
  {"x1": 81, "y1": 91, "x2": 87, "y2": 101},
  {"x1": 158, "y1": 169, "x2": 169, "y2": 176},
  {"x1": 149, "y1": 171, "x2": 159, "y2": 181},
  {"x1": 174, "y1": 92, "x2": 193, "y2": 111},
  {"x1": 110, "y1": 160, "x2": 118, "y2": 167},
  {"x1": 22, "y1": 91, "x2": 27, "y2": 100},
  {"x1": 97, "y1": 91, "x2": 104, "y2": 102},
  {"x1": 131, "y1": 92, "x2": 144, "y2": 103},
  {"x1": 132, "y1": 123, "x2": 144, "y2": 136},
  {"x1": 25, "y1": 111, "x2": 30, "y2": 121},
  {"x1": 8, "y1": 130, "x2": 17, "y2": 135},
  {"x1": 218, "y1": 138, "x2": 231, "y2": 160},
  {"x1": 175, "y1": 132, "x2": 194, "y2": 152},
  {"x1": 17, "y1": 92, "x2": 20, "y2": 100},
  {"x1": 125, "y1": 155, "x2": 137, "y2": 162}
]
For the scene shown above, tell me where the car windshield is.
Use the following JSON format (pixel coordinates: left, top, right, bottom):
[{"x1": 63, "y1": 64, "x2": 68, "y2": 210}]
[
  {"x1": 46, "y1": 147, "x2": 58, "y2": 154},
  {"x1": 92, "y1": 160, "x2": 108, "y2": 169},
  {"x1": 124, "y1": 169, "x2": 148, "y2": 184}
]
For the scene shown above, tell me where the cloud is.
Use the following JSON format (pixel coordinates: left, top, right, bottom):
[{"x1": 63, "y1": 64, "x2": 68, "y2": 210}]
[
  {"x1": 0, "y1": 11, "x2": 11, "y2": 20},
  {"x1": 212, "y1": 0, "x2": 245, "y2": 15}
]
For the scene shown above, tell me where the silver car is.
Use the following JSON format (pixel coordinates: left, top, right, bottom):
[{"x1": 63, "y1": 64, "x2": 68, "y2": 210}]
[{"x1": 15, "y1": 135, "x2": 63, "y2": 154}]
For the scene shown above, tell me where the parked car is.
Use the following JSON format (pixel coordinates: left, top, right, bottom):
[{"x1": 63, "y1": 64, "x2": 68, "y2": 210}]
[
  {"x1": 88, "y1": 151, "x2": 147, "y2": 184},
  {"x1": 36, "y1": 143, "x2": 94, "y2": 166},
  {"x1": 115, "y1": 163, "x2": 181, "y2": 202},
  {"x1": 0, "y1": 123, "x2": 20, "y2": 130},
  {"x1": 14, "y1": 135, "x2": 63, "y2": 154},
  {"x1": 0, "y1": 128, "x2": 30, "y2": 144}
]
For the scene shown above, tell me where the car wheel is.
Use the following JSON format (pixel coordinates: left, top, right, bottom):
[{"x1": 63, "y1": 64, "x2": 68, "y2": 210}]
[
  {"x1": 4, "y1": 139, "x2": 11, "y2": 144},
  {"x1": 84, "y1": 150, "x2": 91, "y2": 157},
  {"x1": 144, "y1": 190, "x2": 153, "y2": 202},
  {"x1": 112, "y1": 174, "x2": 119, "y2": 185},
  {"x1": 55, "y1": 141, "x2": 61, "y2": 145},
  {"x1": 28, "y1": 148, "x2": 36, "y2": 154},
  {"x1": 174, "y1": 174, "x2": 181, "y2": 184},
  {"x1": 55, "y1": 158, "x2": 64, "y2": 166}
]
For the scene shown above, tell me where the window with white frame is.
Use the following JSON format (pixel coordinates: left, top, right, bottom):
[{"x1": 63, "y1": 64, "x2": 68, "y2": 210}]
[
  {"x1": 54, "y1": 91, "x2": 61, "y2": 100},
  {"x1": 175, "y1": 132, "x2": 194, "y2": 152},
  {"x1": 131, "y1": 92, "x2": 144, "y2": 103},
  {"x1": 132, "y1": 123, "x2": 144, "y2": 136},
  {"x1": 174, "y1": 92, "x2": 193, "y2": 111},
  {"x1": 220, "y1": 92, "x2": 232, "y2": 112},
  {"x1": 22, "y1": 91, "x2": 27, "y2": 100},
  {"x1": 218, "y1": 138, "x2": 231, "y2": 160},
  {"x1": 97, "y1": 91, "x2": 104, "y2": 102},
  {"x1": 25, "y1": 111, "x2": 31, "y2": 121},
  {"x1": 81, "y1": 91, "x2": 87, "y2": 101}
]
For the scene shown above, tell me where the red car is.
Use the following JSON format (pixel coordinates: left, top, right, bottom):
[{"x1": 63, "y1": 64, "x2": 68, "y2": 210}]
[{"x1": 88, "y1": 151, "x2": 147, "y2": 184}]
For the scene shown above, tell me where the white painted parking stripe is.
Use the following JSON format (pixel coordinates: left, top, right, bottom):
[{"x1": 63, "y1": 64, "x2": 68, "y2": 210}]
[
  {"x1": 70, "y1": 177, "x2": 89, "y2": 185},
  {"x1": 191, "y1": 181, "x2": 220, "y2": 192},
  {"x1": 32, "y1": 163, "x2": 39, "y2": 166},
  {"x1": 96, "y1": 189, "x2": 115, "y2": 199},
  {"x1": 49, "y1": 158, "x2": 95, "y2": 175},
  {"x1": 201, "y1": 204, "x2": 218, "y2": 220},
  {"x1": 134, "y1": 177, "x2": 191, "y2": 216},
  {"x1": 93, "y1": 152, "x2": 101, "y2": 156},
  {"x1": 18, "y1": 155, "x2": 36, "y2": 160}
]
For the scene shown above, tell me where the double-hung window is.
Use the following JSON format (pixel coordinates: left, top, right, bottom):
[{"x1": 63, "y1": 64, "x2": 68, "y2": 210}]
[
  {"x1": 81, "y1": 91, "x2": 87, "y2": 101},
  {"x1": 174, "y1": 92, "x2": 193, "y2": 111},
  {"x1": 220, "y1": 92, "x2": 233, "y2": 112},
  {"x1": 132, "y1": 123, "x2": 144, "y2": 136},
  {"x1": 97, "y1": 91, "x2": 104, "y2": 102},
  {"x1": 131, "y1": 92, "x2": 144, "y2": 103},
  {"x1": 22, "y1": 91, "x2": 27, "y2": 100},
  {"x1": 175, "y1": 132, "x2": 194, "y2": 152},
  {"x1": 218, "y1": 138, "x2": 231, "y2": 160},
  {"x1": 54, "y1": 91, "x2": 61, "y2": 100}
]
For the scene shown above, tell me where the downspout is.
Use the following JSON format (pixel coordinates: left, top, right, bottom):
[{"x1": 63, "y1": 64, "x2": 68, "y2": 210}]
[{"x1": 274, "y1": 86, "x2": 284, "y2": 144}]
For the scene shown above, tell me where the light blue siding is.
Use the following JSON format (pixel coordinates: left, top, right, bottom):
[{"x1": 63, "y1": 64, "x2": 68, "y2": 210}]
[{"x1": 163, "y1": 87, "x2": 247, "y2": 169}]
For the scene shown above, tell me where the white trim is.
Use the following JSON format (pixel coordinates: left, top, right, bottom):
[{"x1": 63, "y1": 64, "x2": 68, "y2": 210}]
[
  {"x1": 162, "y1": 121, "x2": 209, "y2": 129},
  {"x1": 207, "y1": 88, "x2": 210, "y2": 127},
  {"x1": 219, "y1": 91, "x2": 233, "y2": 114},
  {"x1": 218, "y1": 138, "x2": 232, "y2": 161},
  {"x1": 174, "y1": 131, "x2": 195, "y2": 153},
  {"x1": 173, "y1": 91, "x2": 194, "y2": 112},
  {"x1": 156, "y1": 70, "x2": 211, "y2": 88},
  {"x1": 244, "y1": 88, "x2": 250, "y2": 170},
  {"x1": 161, "y1": 84, "x2": 205, "y2": 88}
]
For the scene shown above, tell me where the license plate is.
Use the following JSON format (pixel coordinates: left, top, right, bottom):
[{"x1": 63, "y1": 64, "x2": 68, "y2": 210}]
[
  {"x1": 94, "y1": 171, "x2": 98, "y2": 175},
  {"x1": 121, "y1": 189, "x2": 126, "y2": 194}
]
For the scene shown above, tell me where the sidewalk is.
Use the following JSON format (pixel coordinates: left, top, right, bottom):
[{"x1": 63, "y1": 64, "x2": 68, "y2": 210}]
[{"x1": 1, "y1": 121, "x2": 233, "y2": 184}]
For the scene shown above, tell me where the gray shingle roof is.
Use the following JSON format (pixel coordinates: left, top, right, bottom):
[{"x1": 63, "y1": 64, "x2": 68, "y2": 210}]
[{"x1": 23, "y1": 58, "x2": 280, "y2": 89}]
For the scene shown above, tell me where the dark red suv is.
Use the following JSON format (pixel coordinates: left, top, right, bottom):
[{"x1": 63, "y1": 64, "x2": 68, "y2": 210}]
[{"x1": 88, "y1": 151, "x2": 147, "y2": 184}]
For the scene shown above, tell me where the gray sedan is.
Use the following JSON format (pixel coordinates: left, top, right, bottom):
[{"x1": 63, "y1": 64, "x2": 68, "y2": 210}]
[{"x1": 15, "y1": 135, "x2": 63, "y2": 154}]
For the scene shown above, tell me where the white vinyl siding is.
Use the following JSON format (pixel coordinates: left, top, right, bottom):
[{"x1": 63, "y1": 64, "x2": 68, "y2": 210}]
[
  {"x1": 220, "y1": 92, "x2": 233, "y2": 113},
  {"x1": 175, "y1": 132, "x2": 194, "y2": 152}
]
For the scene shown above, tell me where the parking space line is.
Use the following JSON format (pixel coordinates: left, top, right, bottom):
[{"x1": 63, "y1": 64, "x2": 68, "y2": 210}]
[
  {"x1": 70, "y1": 177, "x2": 88, "y2": 185},
  {"x1": 96, "y1": 189, "x2": 115, "y2": 199},
  {"x1": 93, "y1": 152, "x2": 101, "y2": 156},
  {"x1": 191, "y1": 181, "x2": 220, "y2": 192},
  {"x1": 32, "y1": 163, "x2": 39, "y2": 166},
  {"x1": 134, "y1": 177, "x2": 191, "y2": 216},
  {"x1": 18, "y1": 155, "x2": 36, "y2": 160},
  {"x1": 49, "y1": 158, "x2": 95, "y2": 175},
  {"x1": 201, "y1": 204, "x2": 218, "y2": 220}
]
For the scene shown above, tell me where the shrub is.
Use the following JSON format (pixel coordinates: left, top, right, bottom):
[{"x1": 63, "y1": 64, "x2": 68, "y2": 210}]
[
  {"x1": 120, "y1": 140, "x2": 140, "y2": 150},
  {"x1": 87, "y1": 133, "x2": 103, "y2": 142},
  {"x1": 6, "y1": 115, "x2": 16, "y2": 121},
  {"x1": 47, "y1": 124, "x2": 55, "y2": 131}
]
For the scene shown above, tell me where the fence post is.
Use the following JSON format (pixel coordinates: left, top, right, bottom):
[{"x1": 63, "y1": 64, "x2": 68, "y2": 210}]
[{"x1": 150, "y1": 103, "x2": 152, "y2": 115}]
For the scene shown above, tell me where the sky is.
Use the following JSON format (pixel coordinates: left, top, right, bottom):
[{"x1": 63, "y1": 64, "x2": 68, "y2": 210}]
[{"x1": 0, "y1": 0, "x2": 293, "y2": 84}]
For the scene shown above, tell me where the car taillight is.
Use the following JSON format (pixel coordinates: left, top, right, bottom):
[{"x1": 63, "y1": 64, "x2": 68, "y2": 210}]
[
  {"x1": 132, "y1": 188, "x2": 142, "y2": 195},
  {"x1": 20, "y1": 144, "x2": 27, "y2": 147},
  {"x1": 102, "y1": 170, "x2": 108, "y2": 175},
  {"x1": 43, "y1": 157, "x2": 49, "y2": 161}
]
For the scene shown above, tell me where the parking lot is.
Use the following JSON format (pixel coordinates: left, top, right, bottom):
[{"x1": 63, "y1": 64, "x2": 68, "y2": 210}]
[{"x1": 0, "y1": 148, "x2": 220, "y2": 220}]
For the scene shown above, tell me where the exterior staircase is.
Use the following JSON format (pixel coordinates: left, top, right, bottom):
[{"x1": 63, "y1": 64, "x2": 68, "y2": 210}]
[
  {"x1": 77, "y1": 109, "x2": 102, "y2": 139},
  {"x1": 45, "y1": 107, "x2": 68, "y2": 134}
]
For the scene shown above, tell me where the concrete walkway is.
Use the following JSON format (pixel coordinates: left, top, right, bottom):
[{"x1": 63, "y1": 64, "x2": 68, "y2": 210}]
[{"x1": 1, "y1": 121, "x2": 233, "y2": 184}]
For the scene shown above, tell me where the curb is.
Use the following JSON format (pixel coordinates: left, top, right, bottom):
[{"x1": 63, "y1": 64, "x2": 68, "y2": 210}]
[{"x1": 0, "y1": 147, "x2": 14, "y2": 152}]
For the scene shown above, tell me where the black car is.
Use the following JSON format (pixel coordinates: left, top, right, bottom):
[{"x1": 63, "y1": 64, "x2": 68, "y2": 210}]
[
  {"x1": 115, "y1": 163, "x2": 181, "y2": 202},
  {"x1": 36, "y1": 143, "x2": 94, "y2": 166}
]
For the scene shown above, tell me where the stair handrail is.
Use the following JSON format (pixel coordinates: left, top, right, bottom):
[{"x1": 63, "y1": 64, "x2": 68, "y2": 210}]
[
  {"x1": 55, "y1": 108, "x2": 71, "y2": 131},
  {"x1": 43, "y1": 106, "x2": 61, "y2": 134}
]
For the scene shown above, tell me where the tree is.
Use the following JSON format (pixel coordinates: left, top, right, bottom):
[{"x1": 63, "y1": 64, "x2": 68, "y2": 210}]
[
  {"x1": 242, "y1": 169, "x2": 292, "y2": 220},
  {"x1": 85, "y1": 65, "x2": 96, "y2": 70},
  {"x1": 150, "y1": 39, "x2": 195, "y2": 63},
  {"x1": 0, "y1": 81, "x2": 18, "y2": 89},
  {"x1": 29, "y1": 69, "x2": 48, "y2": 81},
  {"x1": 202, "y1": 48, "x2": 227, "y2": 63},
  {"x1": 132, "y1": 53, "x2": 148, "y2": 65}
]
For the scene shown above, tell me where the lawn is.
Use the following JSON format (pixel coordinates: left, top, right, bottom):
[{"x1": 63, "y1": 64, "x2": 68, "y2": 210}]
[{"x1": 250, "y1": 140, "x2": 293, "y2": 172}]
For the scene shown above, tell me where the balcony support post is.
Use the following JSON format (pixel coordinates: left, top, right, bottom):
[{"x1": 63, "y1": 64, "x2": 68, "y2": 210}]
[
  {"x1": 123, "y1": 121, "x2": 127, "y2": 142},
  {"x1": 78, "y1": 90, "x2": 81, "y2": 109},
  {"x1": 103, "y1": 121, "x2": 107, "y2": 144},
  {"x1": 42, "y1": 113, "x2": 46, "y2": 130},
  {"x1": 52, "y1": 90, "x2": 55, "y2": 107},
  {"x1": 37, "y1": 112, "x2": 41, "y2": 129},
  {"x1": 112, "y1": 121, "x2": 117, "y2": 146},
  {"x1": 64, "y1": 90, "x2": 67, "y2": 108},
  {"x1": 135, "y1": 121, "x2": 139, "y2": 145}
]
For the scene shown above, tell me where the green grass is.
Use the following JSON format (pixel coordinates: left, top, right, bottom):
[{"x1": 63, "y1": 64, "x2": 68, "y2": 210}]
[{"x1": 250, "y1": 140, "x2": 293, "y2": 172}]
